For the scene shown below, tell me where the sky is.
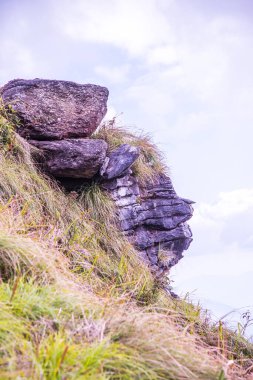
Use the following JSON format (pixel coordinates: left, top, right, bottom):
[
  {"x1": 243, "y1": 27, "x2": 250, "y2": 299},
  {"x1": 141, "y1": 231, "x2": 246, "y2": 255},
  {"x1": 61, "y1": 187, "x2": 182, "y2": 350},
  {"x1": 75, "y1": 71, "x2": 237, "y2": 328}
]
[{"x1": 1, "y1": 0, "x2": 253, "y2": 327}]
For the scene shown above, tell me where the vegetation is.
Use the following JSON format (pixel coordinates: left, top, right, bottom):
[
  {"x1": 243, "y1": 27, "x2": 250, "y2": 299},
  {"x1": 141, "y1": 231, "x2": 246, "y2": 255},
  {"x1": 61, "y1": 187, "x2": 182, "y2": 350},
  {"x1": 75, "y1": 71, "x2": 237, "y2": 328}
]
[
  {"x1": 0, "y1": 108, "x2": 252, "y2": 379},
  {"x1": 93, "y1": 118, "x2": 167, "y2": 185}
]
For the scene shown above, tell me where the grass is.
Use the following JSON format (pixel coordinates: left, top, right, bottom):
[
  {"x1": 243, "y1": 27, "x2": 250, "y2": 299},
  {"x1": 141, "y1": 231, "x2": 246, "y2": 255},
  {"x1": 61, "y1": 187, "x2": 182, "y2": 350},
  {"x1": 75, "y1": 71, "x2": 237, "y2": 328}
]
[
  {"x1": 93, "y1": 119, "x2": 167, "y2": 185},
  {"x1": 0, "y1": 108, "x2": 252, "y2": 379},
  {"x1": 78, "y1": 182, "x2": 154, "y2": 295},
  {"x1": 0, "y1": 277, "x2": 227, "y2": 379}
]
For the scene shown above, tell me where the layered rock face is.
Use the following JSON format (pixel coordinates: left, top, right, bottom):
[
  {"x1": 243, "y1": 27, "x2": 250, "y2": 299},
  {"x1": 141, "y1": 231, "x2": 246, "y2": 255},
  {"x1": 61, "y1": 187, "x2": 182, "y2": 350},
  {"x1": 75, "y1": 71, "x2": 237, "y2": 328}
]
[
  {"x1": 1, "y1": 78, "x2": 193, "y2": 279},
  {"x1": 102, "y1": 171, "x2": 193, "y2": 277}
]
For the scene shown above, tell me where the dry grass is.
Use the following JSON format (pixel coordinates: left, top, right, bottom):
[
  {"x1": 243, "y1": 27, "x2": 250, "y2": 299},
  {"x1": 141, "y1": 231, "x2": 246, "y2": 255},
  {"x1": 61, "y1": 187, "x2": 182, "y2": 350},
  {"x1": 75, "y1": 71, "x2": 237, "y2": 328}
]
[
  {"x1": 0, "y1": 108, "x2": 252, "y2": 379},
  {"x1": 93, "y1": 119, "x2": 168, "y2": 185}
]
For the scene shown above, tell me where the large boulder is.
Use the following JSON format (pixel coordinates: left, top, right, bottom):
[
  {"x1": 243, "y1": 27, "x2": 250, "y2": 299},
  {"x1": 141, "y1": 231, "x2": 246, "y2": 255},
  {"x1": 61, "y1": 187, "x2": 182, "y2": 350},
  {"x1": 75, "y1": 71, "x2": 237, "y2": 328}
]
[
  {"x1": 30, "y1": 139, "x2": 108, "y2": 178},
  {"x1": 0, "y1": 79, "x2": 108, "y2": 140}
]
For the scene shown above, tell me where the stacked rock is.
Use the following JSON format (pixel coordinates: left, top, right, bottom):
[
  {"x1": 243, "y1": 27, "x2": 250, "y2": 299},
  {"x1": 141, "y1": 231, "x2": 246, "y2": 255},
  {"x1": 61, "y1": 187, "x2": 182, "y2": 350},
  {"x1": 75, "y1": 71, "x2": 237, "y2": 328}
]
[
  {"x1": 1, "y1": 78, "x2": 109, "y2": 178},
  {"x1": 0, "y1": 78, "x2": 193, "y2": 278}
]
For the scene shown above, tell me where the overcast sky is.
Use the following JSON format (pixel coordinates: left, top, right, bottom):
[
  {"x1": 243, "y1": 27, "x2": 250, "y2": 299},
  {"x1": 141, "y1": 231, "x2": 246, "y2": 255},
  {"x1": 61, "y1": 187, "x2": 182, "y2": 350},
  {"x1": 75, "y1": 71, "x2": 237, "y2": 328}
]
[{"x1": 1, "y1": 0, "x2": 253, "y2": 323}]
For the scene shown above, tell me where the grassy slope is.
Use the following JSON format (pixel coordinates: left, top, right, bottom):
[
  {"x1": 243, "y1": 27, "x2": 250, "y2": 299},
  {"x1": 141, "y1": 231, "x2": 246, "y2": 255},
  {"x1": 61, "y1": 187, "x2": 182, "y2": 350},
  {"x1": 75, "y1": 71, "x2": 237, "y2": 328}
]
[{"x1": 0, "y1": 113, "x2": 252, "y2": 379}]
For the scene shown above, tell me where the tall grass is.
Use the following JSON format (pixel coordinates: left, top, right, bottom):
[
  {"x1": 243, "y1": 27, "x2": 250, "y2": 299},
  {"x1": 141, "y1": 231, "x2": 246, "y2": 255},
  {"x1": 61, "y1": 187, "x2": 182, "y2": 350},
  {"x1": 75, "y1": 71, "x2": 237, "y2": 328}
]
[
  {"x1": 0, "y1": 111, "x2": 155, "y2": 298},
  {"x1": 0, "y1": 106, "x2": 252, "y2": 379}
]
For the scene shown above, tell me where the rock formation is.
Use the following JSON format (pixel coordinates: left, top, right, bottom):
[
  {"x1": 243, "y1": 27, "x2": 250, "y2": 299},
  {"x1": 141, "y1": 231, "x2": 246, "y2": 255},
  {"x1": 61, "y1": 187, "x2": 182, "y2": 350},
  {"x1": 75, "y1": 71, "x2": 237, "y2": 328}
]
[
  {"x1": 0, "y1": 79, "x2": 108, "y2": 140},
  {"x1": 102, "y1": 169, "x2": 193, "y2": 277},
  {"x1": 1, "y1": 78, "x2": 193, "y2": 279},
  {"x1": 30, "y1": 139, "x2": 108, "y2": 178},
  {"x1": 100, "y1": 144, "x2": 140, "y2": 180}
]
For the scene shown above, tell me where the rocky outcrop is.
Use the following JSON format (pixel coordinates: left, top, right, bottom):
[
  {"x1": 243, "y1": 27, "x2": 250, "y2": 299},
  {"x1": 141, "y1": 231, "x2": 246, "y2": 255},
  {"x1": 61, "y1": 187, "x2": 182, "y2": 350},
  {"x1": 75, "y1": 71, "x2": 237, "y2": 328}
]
[
  {"x1": 30, "y1": 139, "x2": 108, "y2": 178},
  {"x1": 0, "y1": 78, "x2": 194, "y2": 280},
  {"x1": 0, "y1": 79, "x2": 108, "y2": 140},
  {"x1": 102, "y1": 170, "x2": 193, "y2": 277}
]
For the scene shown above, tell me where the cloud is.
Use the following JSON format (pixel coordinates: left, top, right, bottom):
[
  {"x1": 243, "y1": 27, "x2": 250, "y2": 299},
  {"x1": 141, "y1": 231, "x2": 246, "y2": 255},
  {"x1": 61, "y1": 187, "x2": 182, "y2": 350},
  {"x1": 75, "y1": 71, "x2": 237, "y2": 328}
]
[
  {"x1": 0, "y1": 41, "x2": 35, "y2": 84},
  {"x1": 146, "y1": 45, "x2": 179, "y2": 66},
  {"x1": 176, "y1": 271, "x2": 253, "y2": 311},
  {"x1": 172, "y1": 188, "x2": 253, "y2": 310},
  {"x1": 94, "y1": 64, "x2": 130, "y2": 84},
  {"x1": 189, "y1": 188, "x2": 253, "y2": 254},
  {"x1": 194, "y1": 189, "x2": 253, "y2": 221},
  {"x1": 125, "y1": 16, "x2": 247, "y2": 111},
  {"x1": 56, "y1": 0, "x2": 173, "y2": 56},
  {"x1": 126, "y1": 74, "x2": 175, "y2": 116},
  {"x1": 172, "y1": 236, "x2": 253, "y2": 309},
  {"x1": 174, "y1": 248, "x2": 253, "y2": 280}
]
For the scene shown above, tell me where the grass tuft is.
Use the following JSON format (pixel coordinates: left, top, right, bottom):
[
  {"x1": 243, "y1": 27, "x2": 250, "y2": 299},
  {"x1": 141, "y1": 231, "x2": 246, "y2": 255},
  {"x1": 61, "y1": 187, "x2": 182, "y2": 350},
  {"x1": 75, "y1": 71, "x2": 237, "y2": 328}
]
[{"x1": 93, "y1": 119, "x2": 168, "y2": 185}]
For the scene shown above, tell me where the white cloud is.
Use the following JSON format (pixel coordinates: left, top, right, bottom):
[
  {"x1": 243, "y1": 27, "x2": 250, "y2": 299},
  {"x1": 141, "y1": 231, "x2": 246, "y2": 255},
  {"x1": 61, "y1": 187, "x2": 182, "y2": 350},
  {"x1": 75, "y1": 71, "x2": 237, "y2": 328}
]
[
  {"x1": 56, "y1": 0, "x2": 173, "y2": 56},
  {"x1": 172, "y1": 188, "x2": 253, "y2": 311},
  {"x1": 194, "y1": 189, "x2": 253, "y2": 222},
  {"x1": 174, "y1": 248, "x2": 253, "y2": 281},
  {"x1": 146, "y1": 44, "x2": 179, "y2": 65},
  {"x1": 0, "y1": 41, "x2": 35, "y2": 84},
  {"x1": 94, "y1": 64, "x2": 130, "y2": 84},
  {"x1": 126, "y1": 76, "x2": 175, "y2": 116}
]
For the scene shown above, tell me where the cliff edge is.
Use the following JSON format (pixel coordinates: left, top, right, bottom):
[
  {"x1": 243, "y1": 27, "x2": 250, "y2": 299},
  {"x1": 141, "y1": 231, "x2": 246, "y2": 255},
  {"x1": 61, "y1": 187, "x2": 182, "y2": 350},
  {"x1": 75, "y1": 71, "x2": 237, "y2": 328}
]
[{"x1": 1, "y1": 78, "x2": 193, "y2": 280}]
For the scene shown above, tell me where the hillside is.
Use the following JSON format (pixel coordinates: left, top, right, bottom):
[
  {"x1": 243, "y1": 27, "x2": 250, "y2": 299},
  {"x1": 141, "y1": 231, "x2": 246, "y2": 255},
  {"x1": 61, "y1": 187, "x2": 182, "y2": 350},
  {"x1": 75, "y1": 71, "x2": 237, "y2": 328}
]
[{"x1": 0, "y1": 79, "x2": 252, "y2": 379}]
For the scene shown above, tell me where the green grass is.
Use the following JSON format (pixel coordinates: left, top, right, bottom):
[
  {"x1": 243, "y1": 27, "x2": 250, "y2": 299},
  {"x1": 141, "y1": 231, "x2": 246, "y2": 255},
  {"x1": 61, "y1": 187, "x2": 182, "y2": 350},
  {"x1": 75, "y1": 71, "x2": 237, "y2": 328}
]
[
  {"x1": 0, "y1": 108, "x2": 252, "y2": 379},
  {"x1": 0, "y1": 277, "x2": 226, "y2": 380}
]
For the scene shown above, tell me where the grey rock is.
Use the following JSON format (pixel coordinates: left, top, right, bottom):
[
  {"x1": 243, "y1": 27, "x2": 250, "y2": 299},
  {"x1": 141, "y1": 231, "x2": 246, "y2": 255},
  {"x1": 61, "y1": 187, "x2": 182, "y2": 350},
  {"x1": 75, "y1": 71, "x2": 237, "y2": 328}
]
[
  {"x1": 108, "y1": 184, "x2": 140, "y2": 201},
  {"x1": 101, "y1": 171, "x2": 135, "y2": 190},
  {"x1": 100, "y1": 144, "x2": 140, "y2": 179},
  {"x1": 147, "y1": 253, "x2": 158, "y2": 265},
  {"x1": 181, "y1": 197, "x2": 195, "y2": 204},
  {"x1": 135, "y1": 201, "x2": 193, "y2": 230},
  {"x1": 30, "y1": 139, "x2": 107, "y2": 178},
  {"x1": 115, "y1": 195, "x2": 138, "y2": 207},
  {"x1": 0, "y1": 79, "x2": 108, "y2": 140},
  {"x1": 102, "y1": 172, "x2": 194, "y2": 278},
  {"x1": 132, "y1": 224, "x2": 192, "y2": 250}
]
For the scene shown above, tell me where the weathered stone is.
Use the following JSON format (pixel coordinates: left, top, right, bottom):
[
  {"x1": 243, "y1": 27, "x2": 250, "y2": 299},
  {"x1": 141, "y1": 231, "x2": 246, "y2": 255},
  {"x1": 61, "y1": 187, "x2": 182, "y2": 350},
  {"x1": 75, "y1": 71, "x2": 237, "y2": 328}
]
[
  {"x1": 30, "y1": 139, "x2": 107, "y2": 178},
  {"x1": 115, "y1": 195, "x2": 138, "y2": 208},
  {"x1": 135, "y1": 200, "x2": 193, "y2": 229},
  {"x1": 0, "y1": 79, "x2": 108, "y2": 140},
  {"x1": 100, "y1": 144, "x2": 140, "y2": 179},
  {"x1": 101, "y1": 171, "x2": 134, "y2": 190},
  {"x1": 102, "y1": 172, "x2": 193, "y2": 277},
  {"x1": 132, "y1": 224, "x2": 192, "y2": 250}
]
